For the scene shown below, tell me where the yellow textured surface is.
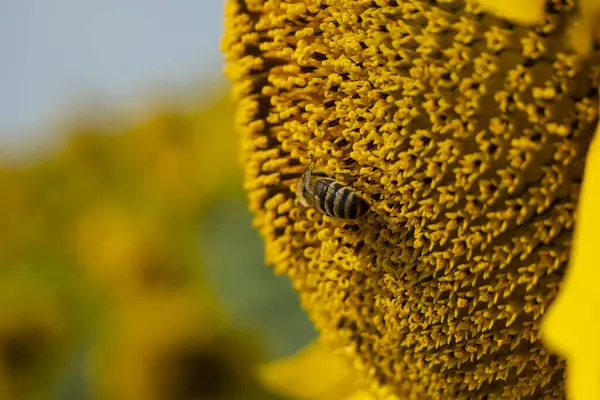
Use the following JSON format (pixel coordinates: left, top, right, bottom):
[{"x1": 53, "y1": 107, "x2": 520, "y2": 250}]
[{"x1": 222, "y1": 0, "x2": 600, "y2": 398}]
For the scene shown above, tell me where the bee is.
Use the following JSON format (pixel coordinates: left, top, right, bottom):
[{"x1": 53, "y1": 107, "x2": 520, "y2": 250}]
[{"x1": 296, "y1": 167, "x2": 369, "y2": 220}]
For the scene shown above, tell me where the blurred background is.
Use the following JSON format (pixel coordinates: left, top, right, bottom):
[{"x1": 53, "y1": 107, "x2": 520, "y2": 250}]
[{"x1": 1, "y1": 2, "x2": 316, "y2": 399}]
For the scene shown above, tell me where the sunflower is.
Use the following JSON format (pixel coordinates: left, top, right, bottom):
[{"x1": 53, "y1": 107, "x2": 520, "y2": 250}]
[
  {"x1": 222, "y1": 0, "x2": 600, "y2": 398},
  {"x1": 0, "y1": 267, "x2": 84, "y2": 400},
  {"x1": 89, "y1": 290, "x2": 263, "y2": 400}
]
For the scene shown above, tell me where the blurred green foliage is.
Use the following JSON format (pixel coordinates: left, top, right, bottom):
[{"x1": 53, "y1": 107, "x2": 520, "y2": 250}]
[{"x1": 200, "y1": 197, "x2": 317, "y2": 361}]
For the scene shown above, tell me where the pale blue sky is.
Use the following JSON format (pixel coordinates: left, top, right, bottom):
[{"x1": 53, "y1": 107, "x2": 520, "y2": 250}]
[{"x1": 1, "y1": 1, "x2": 225, "y2": 139}]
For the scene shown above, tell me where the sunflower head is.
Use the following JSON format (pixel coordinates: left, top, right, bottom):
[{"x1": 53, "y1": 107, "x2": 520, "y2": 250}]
[{"x1": 223, "y1": 0, "x2": 600, "y2": 397}]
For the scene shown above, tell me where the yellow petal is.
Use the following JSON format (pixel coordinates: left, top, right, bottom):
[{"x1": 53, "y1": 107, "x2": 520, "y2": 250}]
[
  {"x1": 344, "y1": 390, "x2": 381, "y2": 400},
  {"x1": 566, "y1": 16, "x2": 594, "y2": 57},
  {"x1": 542, "y1": 107, "x2": 600, "y2": 398},
  {"x1": 258, "y1": 339, "x2": 362, "y2": 400},
  {"x1": 474, "y1": 0, "x2": 546, "y2": 25},
  {"x1": 566, "y1": 0, "x2": 600, "y2": 57},
  {"x1": 345, "y1": 388, "x2": 403, "y2": 400}
]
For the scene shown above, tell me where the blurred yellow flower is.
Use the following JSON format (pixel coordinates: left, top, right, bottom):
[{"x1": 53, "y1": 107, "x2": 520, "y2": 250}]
[
  {"x1": 125, "y1": 101, "x2": 241, "y2": 213},
  {"x1": 223, "y1": 0, "x2": 599, "y2": 398},
  {"x1": 72, "y1": 202, "x2": 187, "y2": 299},
  {"x1": 0, "y1": 268, "x2": 82, "y2": 400},
  {"x1": 90, "y1": 289, "x2": 261, "y2": 400},
  {"x1": 0, "y1": 91, "x2": 280, "y2": 399}
]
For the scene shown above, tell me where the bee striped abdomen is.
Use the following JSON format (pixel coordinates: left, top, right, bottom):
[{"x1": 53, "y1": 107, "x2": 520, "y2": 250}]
[
  {"x1": 296, "y1": 167, "x2": 369, "y2": 220},
  {"x1": 313, "y1": 178, "x2": 368, "y2": 219}
]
